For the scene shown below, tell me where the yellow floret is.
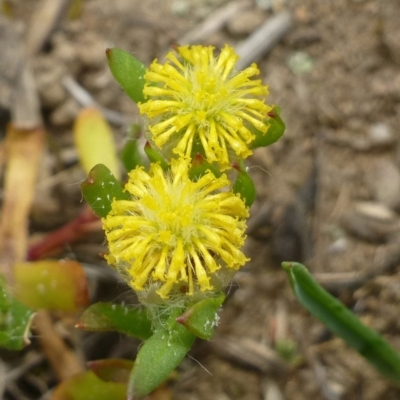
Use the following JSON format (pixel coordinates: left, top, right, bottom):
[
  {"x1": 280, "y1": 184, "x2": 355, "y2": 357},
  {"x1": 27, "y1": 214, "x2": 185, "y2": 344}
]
[
  {"x1": 102, "y1": 158, "x2": 249, "y2": 300},
  {"x1": 139, "y1": 45, "x2": 272, "y2": 170}
]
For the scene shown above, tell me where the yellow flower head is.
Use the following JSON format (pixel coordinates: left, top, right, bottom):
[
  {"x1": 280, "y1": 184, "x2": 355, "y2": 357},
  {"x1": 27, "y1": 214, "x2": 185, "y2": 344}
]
[
  {"x1": 102, "y1": 158, "x2": 249, "y2": 301},
  {"x1": 139, "y1": 45, "x2": 272, "y2": 170}
]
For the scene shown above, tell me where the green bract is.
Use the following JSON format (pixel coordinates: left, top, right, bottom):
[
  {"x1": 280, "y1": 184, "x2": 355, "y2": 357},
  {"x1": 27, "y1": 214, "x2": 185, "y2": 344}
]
[
  {"x1": 106, "y1": 48, "x2": 147, "y2": 104},
  {"x1": 80, "y1": 164, "x2": 129, "y2": 218}
]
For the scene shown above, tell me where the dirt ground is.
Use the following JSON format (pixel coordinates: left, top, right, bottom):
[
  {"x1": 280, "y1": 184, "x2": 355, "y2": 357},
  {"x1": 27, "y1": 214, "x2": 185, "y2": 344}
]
[{"x1": 2, "y1": 0, "x2": 400, "y2": 399}]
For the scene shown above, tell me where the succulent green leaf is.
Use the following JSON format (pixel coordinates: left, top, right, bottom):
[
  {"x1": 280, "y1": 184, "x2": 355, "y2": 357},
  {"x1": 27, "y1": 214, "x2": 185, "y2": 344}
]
[
  {"x1": 73, "y1": 107, "x2": 120, "y2": 179},
  {"x1": 120, "y1": 124, "x2": 146, "y2": 172},
  {"x1": 176, "y1": 295, "x2": 225, "y2": 340},
  {"x1": 80, "y1": 164, "x2": 129, "y2": 218},
  {"x1": 14, "y1": 260, "x2": 89, "y2": 311},
  {"x1": 251, "y1": 106, "x2": 285, "y2": 149},
  {"x1": 282, "y1": 262, "x2": 400, "y2": 384},
  {"x1": 189, "y1": 153, "x2": 221, "y2": 180},
  {"x1": 51, "y1": 370, "x2": 127, "y2": 400},
  {"x1": 127, "y1": 310, "x2": 195, "y2": 399},
  {"x1": 232, "y1": 161, "x2": 256, "y2": 207},
  {"x1": 106, "y1": 48, "x2": 147, "y2": 104},
  {"x1": 0, "y1": 275, "x2": 34, "y2": 350},
  {"x1": 144, "y1": 141, "x2": 169, "y2": 170},
  {"x1": 76, "y1": 302, "x2": 152, "y2": 340}
]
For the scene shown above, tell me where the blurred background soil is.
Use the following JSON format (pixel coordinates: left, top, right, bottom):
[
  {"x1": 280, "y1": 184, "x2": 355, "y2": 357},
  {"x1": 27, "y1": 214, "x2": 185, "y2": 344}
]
[{"x1": 1, "y1": 0, "x2": 400, "y2": 399}]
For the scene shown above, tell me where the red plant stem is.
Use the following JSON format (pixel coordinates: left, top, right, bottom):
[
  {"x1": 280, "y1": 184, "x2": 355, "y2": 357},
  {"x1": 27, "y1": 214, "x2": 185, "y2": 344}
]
[{"x1": 28, "y1": 206, "x2": 99, "y2": 261}]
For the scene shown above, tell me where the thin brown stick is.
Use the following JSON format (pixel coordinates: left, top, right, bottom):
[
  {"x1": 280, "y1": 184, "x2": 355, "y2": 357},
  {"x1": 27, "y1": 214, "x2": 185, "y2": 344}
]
[
  {"x1": 235, "y1": 12, "x2": 292, "y2": 70},
  {"x1": 34, "y1": 311, "x2": 84, "y2": 381},
  {"x1": 25, "y1": 0, "x2": 71, "y2": 58},
  {"x1": 178, "y1": 0, "x2": 252, "y2": 44}
]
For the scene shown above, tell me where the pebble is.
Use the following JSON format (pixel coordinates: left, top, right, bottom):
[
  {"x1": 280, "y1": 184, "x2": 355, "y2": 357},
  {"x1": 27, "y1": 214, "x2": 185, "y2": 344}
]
[
  {"x1": 365, "y1": 159, "x2": 400, "y2": 211},
  {"x1": 368, "y1": 122, "x2": 395, "y2": 147},
  {"x1": 227, "y1": 9, "x2": 267, "y2": 37},
  {"x1": 340, "y1": 203, "x2": 399, "y2": 243},
  {"x1": 171, "y1": 0, "x2": 191, "y2": 16},
  {"x1": 327, "y1": 237, "x2": 348, "y2": 256},
  {"x1": 354, "y1": 201, "x2": 397, "y2": 222}
]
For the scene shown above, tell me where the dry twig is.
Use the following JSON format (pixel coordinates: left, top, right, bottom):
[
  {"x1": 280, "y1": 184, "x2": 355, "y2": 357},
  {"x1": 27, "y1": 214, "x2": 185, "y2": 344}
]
[
  {"x1": 235, "y1": 12, "x2": 292, "y2": 70},
  {"x1": 211, "y1": 337, "x2": 288, "y2": 374},
  {"x1": 178, "y1": 0, "x2": 252, "y2": 44}
]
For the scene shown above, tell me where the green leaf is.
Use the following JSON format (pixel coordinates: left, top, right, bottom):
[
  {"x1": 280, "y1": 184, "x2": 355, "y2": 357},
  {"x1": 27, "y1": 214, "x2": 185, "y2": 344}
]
[
  {"x1": 120, "y1": 124, "x2": 146, "y2": 172},
  {"x1": 232, "y1": 160, "x2": 256, "y2": 207},
  {"x1": 128, "y1": 310, "x2": 195, "y2": 399},
  {"x1": 51, "y1": 370, "x2": 126, "y2": 400},
  {"x1": 73, "y1": 107, "x2": 120, "y2": 179},
  {"x1": 176, "y1": 295, "x2": 225, "y2": 340},
  {"x1": 282, "y1": 262, "x2": 400, "y2": 384},
  {"x1": 0, "y1": 275, "x2": 34, "y2": 350},
  {"x1": 80, "y1": 164, "x2": 129, "y2": 218},
  {"x1": 76, "y1": 302, "x2": 152, "y2": 340},
  {"x1": 106, "y1": 48, "x2": 147, "y2": 104},
  {"x1": 251, "y1": 106, "x2": 285, "y2": 149},
  {"x1": 144, "y1": 141, "x2": 168, "y2": 170},
  {"x1": 14, "y1": 260, "x2": 89, "y2": 311}
]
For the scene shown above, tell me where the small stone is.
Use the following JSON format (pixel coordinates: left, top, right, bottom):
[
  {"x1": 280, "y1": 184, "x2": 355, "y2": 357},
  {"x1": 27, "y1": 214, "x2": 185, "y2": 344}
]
[
  {"x1": 365, "y1": 159, "x2": 400, "y2": 211},
  {"x1": 287, "y1": 51, "x2": 314, "y2": 75},
  {"x1": 171, "y1": 0, "x2": 191, "y2": 16},
  {"x1": 227, "y1": 10, "x2": 267, "y2": 37},
  {"x1": 327, "y1": 237, "x2": 348, "y2": 255},
  {"x1": 354, "y1": 201, "x2": 397, "y2": 222},
  {"x1": 368, "y1": 122, "x2": 395, "y2": 147}
]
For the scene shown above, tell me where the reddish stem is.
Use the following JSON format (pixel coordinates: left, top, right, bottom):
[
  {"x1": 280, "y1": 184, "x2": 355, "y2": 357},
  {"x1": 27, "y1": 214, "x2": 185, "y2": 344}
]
[{"x1": 28, "y1": 206, "x2": 99, "y2": 261}]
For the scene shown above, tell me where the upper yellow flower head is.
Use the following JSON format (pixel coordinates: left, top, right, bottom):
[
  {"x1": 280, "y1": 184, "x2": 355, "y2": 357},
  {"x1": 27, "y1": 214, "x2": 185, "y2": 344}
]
[
  {"x1": 139, "y1": 45, "x2": 272, "y2": 170},
  {"x1": 102, "y1": 158, "x2": 249, "y2": 301}
]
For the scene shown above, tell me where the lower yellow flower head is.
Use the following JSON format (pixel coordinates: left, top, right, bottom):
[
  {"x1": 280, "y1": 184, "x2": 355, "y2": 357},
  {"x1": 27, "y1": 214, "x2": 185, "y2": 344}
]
[
  {"x1": 102, "y1": 158, "x2": 249, "y2": 300},
  {"x1": 139, "y1": 45, "x2": 272, "y2": 170}
]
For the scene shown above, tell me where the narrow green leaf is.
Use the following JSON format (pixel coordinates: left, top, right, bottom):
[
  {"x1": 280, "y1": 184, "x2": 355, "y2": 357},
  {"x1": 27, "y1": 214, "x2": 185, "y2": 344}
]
[
  {"x1": 51, "y1": 370, "x2": 126, "y2": 400},
  {"x1": 176, "y1": 295, "x2": 225, "y2": 340},
  {"x1": 76, "y1": 302, "x2": 152, "y2": 340},
  {"x1": 106, "y1": 48, "x2": 147, "y2": 104},
  {"x1": 282, "y1": 262, "x2": 400, "y2": 384},
  {"x1": 144, "y1": 141, "x2": 168, "y2": 170},
  {"x1": 0, "y1": 275, "x2": 34, "y2": 350},
  {"x1": 80, "y1": 164, "x2": 129, "y2": 218},
  {"x1": 188, "y1": 153, "x2": 221, "y2": 180},
  {"x1": 128, "y1": 311, "x2": 195, "y2": 399},
  {"x1": 232, "y1": 161, "x2": 256, "y2": 207},
  {"x1": 121, "y1": 124, "x2": 146, "y2": 172},
  {"x1": 251, "y1": 106, "x2": 285, "y2": 149}
]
